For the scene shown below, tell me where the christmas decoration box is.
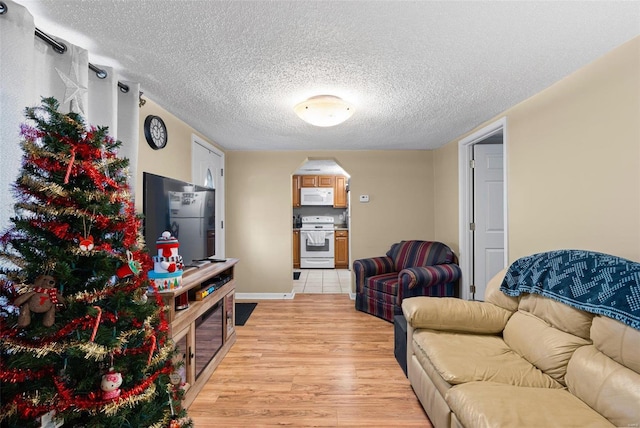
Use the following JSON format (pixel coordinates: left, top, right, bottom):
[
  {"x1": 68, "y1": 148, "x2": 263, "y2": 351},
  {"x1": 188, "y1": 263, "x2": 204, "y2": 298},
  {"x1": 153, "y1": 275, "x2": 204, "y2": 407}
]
[{"x1": 147, "y1": 231, "x2": 184, "y2": 292}]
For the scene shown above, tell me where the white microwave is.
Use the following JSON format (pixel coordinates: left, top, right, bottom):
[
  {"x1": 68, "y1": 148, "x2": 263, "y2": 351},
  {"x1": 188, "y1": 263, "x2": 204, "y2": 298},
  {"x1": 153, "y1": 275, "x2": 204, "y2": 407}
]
[{"x1": 300, "y1": 187, "x2": 334, "y2": 206}]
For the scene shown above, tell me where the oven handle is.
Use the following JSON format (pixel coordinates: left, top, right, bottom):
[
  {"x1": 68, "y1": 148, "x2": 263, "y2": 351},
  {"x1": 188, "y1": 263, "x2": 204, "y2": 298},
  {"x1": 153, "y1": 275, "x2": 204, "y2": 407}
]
[{"x1": 301, "y1": 230, "x2": 335, "y2": 235}]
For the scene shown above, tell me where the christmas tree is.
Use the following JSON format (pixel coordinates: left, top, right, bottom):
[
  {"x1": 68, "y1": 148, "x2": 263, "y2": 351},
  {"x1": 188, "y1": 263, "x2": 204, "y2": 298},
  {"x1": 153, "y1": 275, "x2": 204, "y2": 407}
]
[{"x1": 0, "y1": 98, "x2": 192, "y2": 428}]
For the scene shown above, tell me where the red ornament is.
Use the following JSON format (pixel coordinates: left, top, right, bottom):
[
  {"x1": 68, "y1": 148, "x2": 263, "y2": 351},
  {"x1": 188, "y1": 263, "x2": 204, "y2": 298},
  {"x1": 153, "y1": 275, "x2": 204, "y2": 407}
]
[
  {"x1": 116, "y1": 250, "x2": 142, "y2": 278},
  {"x1": 79, "y1": 235, "x2": 94, "y2": 252}
]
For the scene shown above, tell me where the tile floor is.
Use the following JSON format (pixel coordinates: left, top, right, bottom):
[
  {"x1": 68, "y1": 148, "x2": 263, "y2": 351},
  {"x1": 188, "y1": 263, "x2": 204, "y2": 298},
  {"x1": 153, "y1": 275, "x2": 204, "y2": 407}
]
[{"x1": 292, "y1": 269, "x2": 352, "y2": 294}]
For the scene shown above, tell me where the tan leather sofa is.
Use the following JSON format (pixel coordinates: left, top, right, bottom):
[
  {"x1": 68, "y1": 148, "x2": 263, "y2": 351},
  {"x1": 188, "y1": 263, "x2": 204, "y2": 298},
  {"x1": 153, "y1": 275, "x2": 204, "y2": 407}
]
[{"x1": 402, "y1": 269, "x2": 640, "y2": 428}]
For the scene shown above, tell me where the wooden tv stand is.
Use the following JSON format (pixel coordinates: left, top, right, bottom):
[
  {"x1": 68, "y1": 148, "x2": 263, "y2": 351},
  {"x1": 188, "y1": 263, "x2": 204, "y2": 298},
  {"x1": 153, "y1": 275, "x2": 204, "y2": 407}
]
[{"x1": 152, "y1": 258, "x2": 238, "y2": 408}]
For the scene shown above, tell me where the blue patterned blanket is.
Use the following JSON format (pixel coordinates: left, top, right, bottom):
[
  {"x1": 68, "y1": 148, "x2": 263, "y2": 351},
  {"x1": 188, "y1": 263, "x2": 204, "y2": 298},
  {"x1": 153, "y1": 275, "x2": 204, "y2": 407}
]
[{"x1": 500, "y1": 250, "x2": 640, "y2": 330}]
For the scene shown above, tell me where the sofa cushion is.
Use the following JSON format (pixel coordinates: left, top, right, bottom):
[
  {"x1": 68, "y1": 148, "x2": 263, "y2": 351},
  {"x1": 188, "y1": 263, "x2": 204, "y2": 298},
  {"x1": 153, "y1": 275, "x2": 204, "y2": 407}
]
[
  {"x1": 503, "y1": 311, "x2": 591, "y2": 384},
  {"x1": 412, "y1": 336, "x2": 457, "y2": 398},
  {"x1": 412, "y1": 329, "x2": 561, "y2": 388},
  {"x1": 387, "y1": 240, "x2": 453, "y2": 272},
  {"x1": 591, "y1": 315, "x2": 640, "y2": 373},
  {"x1": 403, "y1": 297, "x2": 513, "y2": 334},
  {"x1": 366, "y1": 272, "x2": 398, "y2": 299},
  {"x1": 518, "y1": 293, "x2": 594, "y2": 340},
  {"x1": 445, "y1": 382, "x2": 615, "y2": 428},
  {"x1": 566, "y1": 345, "x2": 640, "y2": 428},
  {"x1": 400, "y1": 264, "x2": 460, "y2": 291}
]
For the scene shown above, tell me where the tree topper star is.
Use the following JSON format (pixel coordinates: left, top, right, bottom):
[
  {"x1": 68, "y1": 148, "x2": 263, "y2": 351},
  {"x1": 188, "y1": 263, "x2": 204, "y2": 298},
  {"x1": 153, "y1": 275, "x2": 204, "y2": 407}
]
[{"x1": 55, "y1": 55, "x2": 87, "y2": 116}]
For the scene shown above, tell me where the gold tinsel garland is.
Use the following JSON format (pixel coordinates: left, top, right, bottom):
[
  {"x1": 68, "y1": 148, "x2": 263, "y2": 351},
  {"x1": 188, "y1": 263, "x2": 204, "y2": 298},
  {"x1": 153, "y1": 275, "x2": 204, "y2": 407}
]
[
  {"x1": 101, "y1": 383, "x2": 156, "y2": 416},
  {"x1": 14, "y1": 196, "x2": 132, "y2": 221},
  {"x1": 3, "y1": 327, "x2": 142, "y2": 360},
  {"x1": 16, "y1": 174, "x2": 67, "y2": 199},
  {"x1": 1, "y1": 339, "x2": 64, "y2": 358},
  {"x1": 148, "y1": 342, "x2": 175, "y2": 367},
  {"x1": 21, "y1": 138, "x2": 123, "y2": 173},
  {"x1": 3, "y1": 305, "x2": 173, "y2": 367},
  {"x1": 0, "y1": 403, "x2": 18, "y2": 422},
  {"x1": 149, "y1": 415, "x2": 192, "y2": 428},
  {"x1": 21, "y1": 139, "x2": 71, "y2": 164},
  {"x1": 16, "y1": 171, "x2": 131, "y2": 207},
  {"x1": 0, "y1": 376, "x2": 160, "y2": 419}
]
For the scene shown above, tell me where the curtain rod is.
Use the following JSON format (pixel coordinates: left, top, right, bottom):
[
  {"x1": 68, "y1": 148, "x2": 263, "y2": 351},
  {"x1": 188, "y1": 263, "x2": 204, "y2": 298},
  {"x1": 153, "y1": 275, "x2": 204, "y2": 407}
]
[
  {"x1": 0, "y1": 2, "x2": 129, "y2": 93},
  {"x1": 34, "y1": 28, "x2": 130, "y2": 93}
]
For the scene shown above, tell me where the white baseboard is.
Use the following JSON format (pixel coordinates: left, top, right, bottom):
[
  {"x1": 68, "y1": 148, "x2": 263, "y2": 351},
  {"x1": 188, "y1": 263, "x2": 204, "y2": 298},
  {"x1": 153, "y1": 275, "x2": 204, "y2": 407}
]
[{"x1": 235, "y1": 292, "x2": 295, "y2": 300}]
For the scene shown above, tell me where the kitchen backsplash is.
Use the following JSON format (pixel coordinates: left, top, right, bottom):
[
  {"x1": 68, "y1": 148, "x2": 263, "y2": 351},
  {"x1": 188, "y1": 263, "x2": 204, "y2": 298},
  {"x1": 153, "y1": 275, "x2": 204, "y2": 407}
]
[{"x1": 293, "y1": 207, "x2": 349, "y2": 227}]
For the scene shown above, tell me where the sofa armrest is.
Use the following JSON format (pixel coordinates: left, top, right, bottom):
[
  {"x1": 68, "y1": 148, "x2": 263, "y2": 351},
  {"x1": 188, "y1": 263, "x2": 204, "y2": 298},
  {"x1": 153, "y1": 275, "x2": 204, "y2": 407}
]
[
  {"x1": 402, "y1": 297, "x2": 513, "y2": 334},
  {"x1": 400, "y1": 264, "x2": 462, "y2": 290},
  {"x1": 353, "y1": 256, "x2": 395, "y2": 292}
]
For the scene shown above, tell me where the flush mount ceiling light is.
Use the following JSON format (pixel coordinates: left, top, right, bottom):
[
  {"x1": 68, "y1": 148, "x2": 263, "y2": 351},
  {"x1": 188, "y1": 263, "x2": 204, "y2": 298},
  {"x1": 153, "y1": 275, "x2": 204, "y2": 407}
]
[{"x1": 294, "y1": 95, "x2": 354, "y2": 127}]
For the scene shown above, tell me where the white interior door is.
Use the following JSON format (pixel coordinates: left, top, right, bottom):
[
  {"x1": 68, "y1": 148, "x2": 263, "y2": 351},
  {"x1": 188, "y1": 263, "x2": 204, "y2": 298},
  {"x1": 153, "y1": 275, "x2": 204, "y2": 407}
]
[
  {"x1": 192, "y1": 136, "x2": 225, "y2": 258},
  {"x1": 472, "y1": 143, "x2": 504, "y2": 300}
]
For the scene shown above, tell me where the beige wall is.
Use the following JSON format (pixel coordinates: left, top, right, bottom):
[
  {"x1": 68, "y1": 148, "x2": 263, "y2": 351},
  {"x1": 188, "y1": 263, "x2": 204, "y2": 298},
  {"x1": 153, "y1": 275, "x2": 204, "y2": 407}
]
[
  {"x1": 226, "y1": 151, "x2": 435, "y2": 293},
  {"x1": 134, "y1": 99, "x2": 219, "y2": 213},
  {"x1": 434, "y1": 36, "x2": 640, "y2": 264},
  {"x1": 433, "y1": 140, "x2": 460, "y2": 255}
]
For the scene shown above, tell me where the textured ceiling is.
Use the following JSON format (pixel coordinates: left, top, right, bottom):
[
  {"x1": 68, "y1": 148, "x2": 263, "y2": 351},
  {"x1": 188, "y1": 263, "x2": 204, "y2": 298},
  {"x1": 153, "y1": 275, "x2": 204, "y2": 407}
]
[{"x1": 13, "y1": 1, "x2": 640, "y2": 151}]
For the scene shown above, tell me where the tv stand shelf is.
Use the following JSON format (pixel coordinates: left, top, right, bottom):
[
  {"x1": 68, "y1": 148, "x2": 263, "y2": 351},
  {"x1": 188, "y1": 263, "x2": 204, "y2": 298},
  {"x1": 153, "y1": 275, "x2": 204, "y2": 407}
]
[{"x1": 152, "y1": 258, "x2": 238, "y2": 408}]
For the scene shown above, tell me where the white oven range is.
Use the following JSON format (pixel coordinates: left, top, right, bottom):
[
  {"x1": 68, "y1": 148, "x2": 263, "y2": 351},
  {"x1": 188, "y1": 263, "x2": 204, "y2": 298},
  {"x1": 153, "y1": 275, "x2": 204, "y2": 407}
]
[{"x1": 300, "y1": 216, "x2": 335, "y2": 269}]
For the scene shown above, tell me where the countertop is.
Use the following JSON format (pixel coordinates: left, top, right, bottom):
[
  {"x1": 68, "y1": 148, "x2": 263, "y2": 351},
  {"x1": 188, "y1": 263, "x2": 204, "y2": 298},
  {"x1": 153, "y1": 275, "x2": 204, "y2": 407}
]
[{"x1": 293, "y1": 226, "x2": 349, "y2": 231}]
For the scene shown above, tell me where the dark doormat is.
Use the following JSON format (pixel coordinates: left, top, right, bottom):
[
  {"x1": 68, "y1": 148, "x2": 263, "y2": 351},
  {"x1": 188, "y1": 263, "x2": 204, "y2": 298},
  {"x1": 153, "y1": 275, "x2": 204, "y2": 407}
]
[
  {"x1": 235, "y1": 302, "x2": 257, "y2": 326},
  {"x1": 293, "y1": 272, "x2": 301, "y2": 280}
]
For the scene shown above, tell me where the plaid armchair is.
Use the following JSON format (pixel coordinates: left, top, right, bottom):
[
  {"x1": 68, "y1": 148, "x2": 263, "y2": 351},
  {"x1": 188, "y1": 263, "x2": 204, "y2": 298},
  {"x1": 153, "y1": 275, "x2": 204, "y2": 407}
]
[{"x1": 353, "y1": 240, "x2": 461, "y2": 322}]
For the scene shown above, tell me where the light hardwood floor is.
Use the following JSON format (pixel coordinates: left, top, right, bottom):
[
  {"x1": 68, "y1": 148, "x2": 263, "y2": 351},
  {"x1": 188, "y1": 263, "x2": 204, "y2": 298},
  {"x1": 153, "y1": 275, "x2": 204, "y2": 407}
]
[{"x1": 188, "y1": 294, "x2": 432, "y2": 427}]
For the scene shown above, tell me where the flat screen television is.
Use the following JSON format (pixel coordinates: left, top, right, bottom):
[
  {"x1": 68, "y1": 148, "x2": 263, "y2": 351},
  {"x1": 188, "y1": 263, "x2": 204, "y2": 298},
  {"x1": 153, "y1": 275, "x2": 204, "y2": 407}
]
[{"x1": 143, "y1": 172, "x2": 215, "y2": 266}]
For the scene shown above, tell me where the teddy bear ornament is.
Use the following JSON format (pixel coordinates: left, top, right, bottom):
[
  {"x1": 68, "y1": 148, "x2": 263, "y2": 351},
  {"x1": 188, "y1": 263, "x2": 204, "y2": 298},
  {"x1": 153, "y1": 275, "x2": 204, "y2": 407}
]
[{"x1": 13, "y1": 275, "x2": 64, "y2": 327}]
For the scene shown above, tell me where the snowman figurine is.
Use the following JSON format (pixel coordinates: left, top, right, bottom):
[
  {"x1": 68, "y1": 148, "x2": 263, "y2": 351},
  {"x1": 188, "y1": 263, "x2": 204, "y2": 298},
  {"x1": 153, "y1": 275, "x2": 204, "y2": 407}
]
[
  {"x1": 156, "y1": 231, "x2": 182, "y2": 272},
  {"x1": 101, "y1": 368, "x2": 123, "y2": 400}
]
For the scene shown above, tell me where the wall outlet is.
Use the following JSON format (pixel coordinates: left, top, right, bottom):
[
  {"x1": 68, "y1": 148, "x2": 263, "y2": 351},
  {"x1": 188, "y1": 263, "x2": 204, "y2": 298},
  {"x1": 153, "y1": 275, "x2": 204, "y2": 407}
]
[{"x1": 359, "y1": 195, "x2": 370, "y2": 203}]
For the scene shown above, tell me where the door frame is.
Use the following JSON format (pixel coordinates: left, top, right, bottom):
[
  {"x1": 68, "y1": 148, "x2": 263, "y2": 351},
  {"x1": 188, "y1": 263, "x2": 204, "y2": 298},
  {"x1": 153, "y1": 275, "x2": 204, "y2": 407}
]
[{"x1": 458, "y1": 117, "x2": 508, "y2": 301}]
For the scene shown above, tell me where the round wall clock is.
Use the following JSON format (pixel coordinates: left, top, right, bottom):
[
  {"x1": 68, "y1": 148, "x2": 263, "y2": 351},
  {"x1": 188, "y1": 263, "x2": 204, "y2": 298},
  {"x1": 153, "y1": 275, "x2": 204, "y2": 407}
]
[{"x1": 144, "y1": 115, "x2": 168, "y2": 150}]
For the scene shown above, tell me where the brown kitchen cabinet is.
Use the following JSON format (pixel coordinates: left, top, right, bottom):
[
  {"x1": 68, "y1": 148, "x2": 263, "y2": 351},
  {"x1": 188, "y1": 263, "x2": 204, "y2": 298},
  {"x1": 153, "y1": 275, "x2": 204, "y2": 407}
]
[
  {"x1": 334, "y1": 176, "x2": 348, "y2": 208},
  {"x1": 293, "y1": 230, "x2": 300, "y2": 268},
  {"x1": 300, "y1": 175, "x2": 334, "y2": 188},
  {"x1": 317, "y1": 175, "x2": 334, "y2": 187},
  {"x1": 335, "y1": 230, "x2": 349, "y2": 269},
  {"x1": 292, "y1": 175, "x2": 301, "y2": 207},
  {"x1": 294, "y1": 174, "x2": 347, "y2": 208},
  {"x1": 300, "y1": 175, "x2": 317, "y2": 187}
]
